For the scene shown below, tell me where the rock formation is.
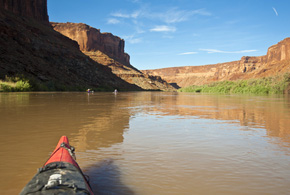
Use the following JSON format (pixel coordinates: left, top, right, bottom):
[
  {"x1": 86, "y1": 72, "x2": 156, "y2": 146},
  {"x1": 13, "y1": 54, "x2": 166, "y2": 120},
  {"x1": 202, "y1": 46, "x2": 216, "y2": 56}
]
[
  {"x1": 0, "y1": 3, "x2": 140, "y2": 91},
  {"x1": 52, "y1": 22, "x2": 176, "y2": 91},
  {"x1": 143, "y1": 38, "x2": 290, "y2": 88},
  {"x1": 51, "y1": 22, "x2": 131, "y2": 66},
  {"x1": 0, "y1": 0, "x2": 49, "y2": 24}
]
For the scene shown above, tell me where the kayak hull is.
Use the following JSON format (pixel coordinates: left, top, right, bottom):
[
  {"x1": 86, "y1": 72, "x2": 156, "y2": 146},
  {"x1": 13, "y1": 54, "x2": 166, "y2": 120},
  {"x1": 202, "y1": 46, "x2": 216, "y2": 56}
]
[{"x1": 20, "y1": 136, "x2": 93, "y2": 195}]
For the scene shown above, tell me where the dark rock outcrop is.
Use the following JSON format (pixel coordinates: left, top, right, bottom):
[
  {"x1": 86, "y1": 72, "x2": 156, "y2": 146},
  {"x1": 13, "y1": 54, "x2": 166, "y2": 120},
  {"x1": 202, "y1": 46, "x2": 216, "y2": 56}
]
[
  {"x1": 0, "y1": 5, "x2": 140, "y2": 91},
  {"x1": 0, "y1": 0, "x2": 49, "y2": 24}
]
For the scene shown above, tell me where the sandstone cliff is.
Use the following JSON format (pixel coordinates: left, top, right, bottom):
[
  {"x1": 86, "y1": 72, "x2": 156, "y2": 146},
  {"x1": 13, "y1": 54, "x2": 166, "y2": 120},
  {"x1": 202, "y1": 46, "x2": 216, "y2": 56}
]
[
  {"x1": 0, "y1": 4, "x2": 140, "y2": 91},
  {"x1": 0, "y1": 0, "x2": 49, "y2": 24},
  {"x1": 52, "y1": 22, "x2": 176, "y2": 91},
  {"x1": 51, "y1": 22, "x2": 132, "y2": 67},
  {"x1": 143, "y1": 38, "x2": 290, "y2": 88}
]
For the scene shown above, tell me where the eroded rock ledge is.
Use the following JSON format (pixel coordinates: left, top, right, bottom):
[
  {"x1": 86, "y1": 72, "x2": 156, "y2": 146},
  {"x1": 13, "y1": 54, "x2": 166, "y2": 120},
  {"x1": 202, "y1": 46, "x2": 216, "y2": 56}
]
[
  {"x1": 51, "y1": 22, "x2": 131, "y2": 66},
  {"x1": 52, "y1": 22, "x2": 176, "y2": 91},
  {"x1": 143, "y1": 38, "x2": 290, "y2": 88}
]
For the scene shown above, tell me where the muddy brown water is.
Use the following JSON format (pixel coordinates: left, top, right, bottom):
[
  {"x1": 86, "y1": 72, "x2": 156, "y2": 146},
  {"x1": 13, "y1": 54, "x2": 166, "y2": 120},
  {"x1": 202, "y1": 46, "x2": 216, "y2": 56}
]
[{"x1": 1, "y1": 92, "x2": 290, "y2": 194}]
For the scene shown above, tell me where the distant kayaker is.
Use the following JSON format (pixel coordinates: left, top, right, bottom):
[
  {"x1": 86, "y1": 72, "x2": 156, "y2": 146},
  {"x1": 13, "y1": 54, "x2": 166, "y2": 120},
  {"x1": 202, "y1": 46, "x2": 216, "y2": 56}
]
[
  {"x1": 114, "y1": 89, "x2": 118, "y2": 93},
  {"x1": 87, "y1": 89, "x2": 91, "y2": 93}
]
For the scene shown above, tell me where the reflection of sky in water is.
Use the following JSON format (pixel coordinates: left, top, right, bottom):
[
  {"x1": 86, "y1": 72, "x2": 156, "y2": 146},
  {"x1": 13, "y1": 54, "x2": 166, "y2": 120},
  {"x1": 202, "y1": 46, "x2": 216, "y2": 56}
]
[
  {"x1": 82, "y1": 111, "x2": 290, "y2": 194},
  {"x1": 2, "y1": 92, "x2": 290, "y2": 194}
]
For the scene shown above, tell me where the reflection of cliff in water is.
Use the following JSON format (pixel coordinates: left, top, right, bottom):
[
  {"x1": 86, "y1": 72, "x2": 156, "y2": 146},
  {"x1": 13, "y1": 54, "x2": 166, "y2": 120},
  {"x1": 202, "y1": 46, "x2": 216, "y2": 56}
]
[
  {"x1": 0, "y1": 92, "x2": 30, "y2": 106},
  {"x1": 71, "y1": 93, "x2": 131, "y2": 151},
  {"x1": 0, "y1": 92, "x2": 131, "y2": 156},
  {"x1": 131, "y1": 93, "x2": 290, "y2": 144}
]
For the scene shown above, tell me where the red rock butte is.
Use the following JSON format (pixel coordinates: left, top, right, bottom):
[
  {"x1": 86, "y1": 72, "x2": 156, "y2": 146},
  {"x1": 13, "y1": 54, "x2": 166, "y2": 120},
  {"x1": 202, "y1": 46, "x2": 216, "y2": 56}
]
[{"x1": 51, "y1": 22, "x2": 130, "y2": 66}]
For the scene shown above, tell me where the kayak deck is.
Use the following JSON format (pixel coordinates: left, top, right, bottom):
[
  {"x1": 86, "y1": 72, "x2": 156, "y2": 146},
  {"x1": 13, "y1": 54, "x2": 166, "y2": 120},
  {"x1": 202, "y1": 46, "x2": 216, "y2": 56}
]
[{"x1": 20, "y1": 136, "x2": 93, "y2": 195}]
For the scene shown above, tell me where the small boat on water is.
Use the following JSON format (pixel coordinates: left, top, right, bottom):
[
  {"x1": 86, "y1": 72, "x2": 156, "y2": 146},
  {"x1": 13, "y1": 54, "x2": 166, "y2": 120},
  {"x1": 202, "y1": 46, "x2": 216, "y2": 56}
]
[{"x1": 20, "y1": 136, "x2": 94, "y2": 195}]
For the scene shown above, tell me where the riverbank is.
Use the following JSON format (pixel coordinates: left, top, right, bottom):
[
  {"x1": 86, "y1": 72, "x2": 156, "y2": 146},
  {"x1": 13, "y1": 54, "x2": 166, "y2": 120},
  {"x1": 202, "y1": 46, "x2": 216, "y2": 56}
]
[
  {"x1": 0, "y1": 76, "x2": 115, "y2": 92},
  {"x1": 178, "y1": 73, "x2": 290, "y2": 94},
  {"x1": 0, "y1": 76, "x2": 31, "y2": 92}
]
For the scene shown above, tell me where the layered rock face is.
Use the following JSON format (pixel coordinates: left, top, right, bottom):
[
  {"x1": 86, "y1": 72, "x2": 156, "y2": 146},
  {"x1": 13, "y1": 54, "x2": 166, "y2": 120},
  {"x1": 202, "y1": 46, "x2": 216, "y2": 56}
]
[
  {"x1": 51, "y1": 22, "x2": 130, "y2": 66},
  {"x1": 52, "y1": 22, "x2": 176, "y2": 91},
  {"x1": 0, "y1": 5, "x2": 140, "y2": 91},
  {"x1": 267, "y1": 38, "x2": 290, "y2": 62},
  {"x1": 143, "y1": 38, "x2": 290, "y2": 88},
  {"x1": 83, "y1": 51, "x2": 175, "y2": 91},
  {"x1": 0, "y1": 0, "x2": 49, "y2": 23}
]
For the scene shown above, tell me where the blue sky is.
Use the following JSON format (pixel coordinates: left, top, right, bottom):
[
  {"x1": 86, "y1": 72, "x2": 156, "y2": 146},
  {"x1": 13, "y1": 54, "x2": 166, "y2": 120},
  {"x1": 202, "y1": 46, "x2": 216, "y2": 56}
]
[{"x1": 48, "y1": 0, "x2": 290, "y2": 70}]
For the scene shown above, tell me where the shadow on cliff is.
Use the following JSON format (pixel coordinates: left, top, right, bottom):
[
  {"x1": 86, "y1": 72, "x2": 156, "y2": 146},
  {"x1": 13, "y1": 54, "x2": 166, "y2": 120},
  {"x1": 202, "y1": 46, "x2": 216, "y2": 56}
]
[{"x1": 85, "y1": 159, "x2": 135, "y2": 195}]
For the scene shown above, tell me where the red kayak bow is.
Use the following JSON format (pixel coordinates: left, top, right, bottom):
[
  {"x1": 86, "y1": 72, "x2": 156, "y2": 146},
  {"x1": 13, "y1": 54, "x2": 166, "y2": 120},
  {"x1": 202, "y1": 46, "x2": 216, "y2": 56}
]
[
  {"x1": 20, "y1": 136, "x2": 94, "y2": 195},
  {"x1": 44, "y1": 136, "x2": 79, "y2": 168}
]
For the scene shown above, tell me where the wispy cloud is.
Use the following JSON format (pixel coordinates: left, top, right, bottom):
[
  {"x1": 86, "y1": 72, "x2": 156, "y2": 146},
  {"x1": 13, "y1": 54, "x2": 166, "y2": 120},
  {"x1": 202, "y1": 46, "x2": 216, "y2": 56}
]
[
  {"x1": 272, "y1": 7, "x2": 278, "y2": 16},
  {"x1": 199, "y1": 49, "x2": 257, "y2": 54},
  {"x1": 109, "y1": 7, "x2": 212, "y2": 25},
  {"x1": 111, "y1": 12, "x2": 131, "y2": 18},
  {"x1": 152, "y1": 8, "x2": 211, "y2": 24},
  {"x1": 108, "y1": 6, "x2": 212, "y2": 38},
  {"x1": 111, "y1": 10, "x2": 142, "y2": 19},
  {"x1": 107, "y1": 18, "x2": 120, "y2": 24},
  {"x1": 128, "y1": 38, "x2": 142, "y2": 44},
  {"x1": 163, "y1": 8, "x2": 209, "y2": 23},
  {"x1": 123, "y1": 35, "x2": 142, "y2": 44},
  {"x1": 111, "y1": 8, "x2": 145, "y2": 19},
  {"x1": 178, "y1": 52, "x2": 198, "y2": 55},
  {"x1": 150, "y1": 25, "x2": 176, "y2": 32}
]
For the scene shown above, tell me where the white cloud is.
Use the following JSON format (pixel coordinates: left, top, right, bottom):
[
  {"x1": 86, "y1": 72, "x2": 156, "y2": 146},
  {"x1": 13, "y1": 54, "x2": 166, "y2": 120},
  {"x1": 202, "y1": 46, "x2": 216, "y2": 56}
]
[
  {"x1": 131, "y1": 10, "x2": 142, "y2": 18},
  {"x1": 272, "y1": 7, "x2": 278, "y2": 16},
  {"x1": 128, "y1": 38, "x2": 142, "y2": 44},
  {"x1": 153, "y1": 8, "x2": 212, "y2": 24},
  {"x1": 110, "y1": 7, "x2": 211, "y2": 24},
  {"x1": 162, "y1": 8, "x2": 193, "y2": 23},
  {"x1": 178, "y1": 52, "x2": 198, "y2": 55},
  {"x1": 107, "y1": 18, "x2": 120, "y2": 24},
  {"x1": 199, "y1": 49, "x2": 257, "y2": 54},
  {"x1": 111, "y1": 12, "x2": 131, "y2": 18},
  {"x1": 132, "y1": 20, "x2": 145, "y2": 33},
  {"x1": 110, "y1": 9, "x2": 144, "y2": 19},
  {"x1": 108, "y1": 7, "x2": 211, "y2": 35},
  {"x1": 192, "y1": 9, "x2": 212, "y2": 16},
  {"x1": 150, "y1": 25, "x2": 176, "y2": 32},
  {"x1": 123, "y1": 35, "x2": 142, "y2": 44}
]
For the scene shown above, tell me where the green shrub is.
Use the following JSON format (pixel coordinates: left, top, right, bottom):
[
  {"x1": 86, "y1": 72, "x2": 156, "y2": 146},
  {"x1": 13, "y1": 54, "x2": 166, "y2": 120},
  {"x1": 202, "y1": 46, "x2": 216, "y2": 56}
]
[
  {"x1": 15, "y1": 80, "x2": 31, "y2": 91},
  {"x1": 178, "y1": 73, "x2": 290, "y2": 95},
  {"x1": 0, "y1": 76, "x2": 32, "y2": 92}
]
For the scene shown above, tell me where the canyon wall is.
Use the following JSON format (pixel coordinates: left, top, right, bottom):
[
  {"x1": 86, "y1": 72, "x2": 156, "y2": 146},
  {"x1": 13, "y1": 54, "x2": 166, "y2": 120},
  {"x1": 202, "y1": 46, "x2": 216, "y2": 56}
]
[
  {"x1": 52, "y1": 22, "x2": 176, "y2": 91},
  {"x1": 143, "y1": 38, "x2": 290, "y2": 88},
  {"x1": 84, "y1": 51, "x2": 175, "y2": 91},
  {"x1": 0, "y1": 0, "x2": 49, "y2": 23},
  {"x1": 51, "y1": 22, "x2": 131, "y2": 66},
  {"x1": 0, "y1": 2, "x2": 141, "y2": 91}
]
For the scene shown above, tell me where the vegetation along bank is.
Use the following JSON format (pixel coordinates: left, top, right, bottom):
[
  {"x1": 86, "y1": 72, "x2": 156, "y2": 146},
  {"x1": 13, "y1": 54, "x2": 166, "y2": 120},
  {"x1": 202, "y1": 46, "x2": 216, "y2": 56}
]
[{"x1": 178, "y1": 73, "x2": 290, "y2": 95}]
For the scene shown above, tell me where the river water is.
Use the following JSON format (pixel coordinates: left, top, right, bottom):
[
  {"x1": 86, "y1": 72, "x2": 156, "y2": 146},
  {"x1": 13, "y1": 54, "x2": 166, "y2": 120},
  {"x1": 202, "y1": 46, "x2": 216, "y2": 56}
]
[{"x1": 1, "y1": 92, "x2": 290, "y2": 194}]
